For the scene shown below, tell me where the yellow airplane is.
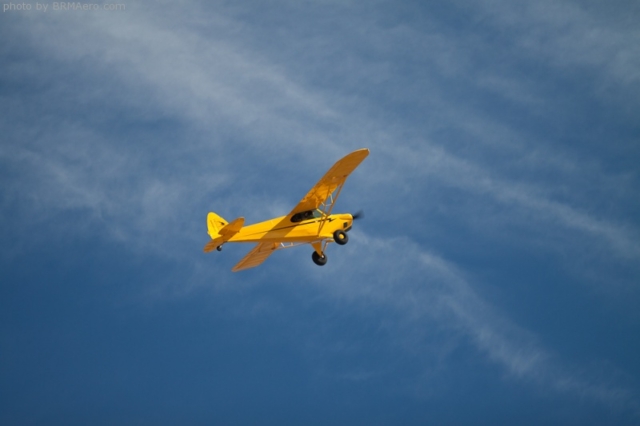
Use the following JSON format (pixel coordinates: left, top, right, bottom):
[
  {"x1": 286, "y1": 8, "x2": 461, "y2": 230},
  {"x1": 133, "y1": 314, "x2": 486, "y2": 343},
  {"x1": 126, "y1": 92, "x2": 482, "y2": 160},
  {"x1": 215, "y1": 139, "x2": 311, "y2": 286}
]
[{"x1": 204, "y1": 148, "x2": 369, "y2": 272}]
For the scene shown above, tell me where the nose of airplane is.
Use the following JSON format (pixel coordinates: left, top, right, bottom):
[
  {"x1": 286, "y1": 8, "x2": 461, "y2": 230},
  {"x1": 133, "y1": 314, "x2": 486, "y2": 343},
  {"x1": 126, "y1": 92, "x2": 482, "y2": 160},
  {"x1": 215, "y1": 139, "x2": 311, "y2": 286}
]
[
  {"x1": 338, "y1": 213, "x2": 353, "y2": 222},
  {"x1": 337, "y1": 213, "x2": 353, "y2": 230}
]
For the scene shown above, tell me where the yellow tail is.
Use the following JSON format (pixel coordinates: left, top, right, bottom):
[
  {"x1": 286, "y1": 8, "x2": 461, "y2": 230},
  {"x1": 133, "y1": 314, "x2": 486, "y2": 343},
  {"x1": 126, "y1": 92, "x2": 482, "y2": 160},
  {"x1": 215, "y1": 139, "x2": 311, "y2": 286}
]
[
  {"x1": 207, "y1": 212, "x2": 228, "y2": 239},
  {"x1": 204, "y1": 213, "x2": 245, "y2": 253}
]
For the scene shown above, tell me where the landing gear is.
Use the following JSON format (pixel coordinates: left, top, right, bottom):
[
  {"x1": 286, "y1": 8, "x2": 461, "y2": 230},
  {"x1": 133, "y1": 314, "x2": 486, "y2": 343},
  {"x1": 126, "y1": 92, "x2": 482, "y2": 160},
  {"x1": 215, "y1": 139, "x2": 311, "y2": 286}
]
[
  {"x1": 216, "y1": 245, "x2": 223, "y2": 252},
  {"x1": 312, "y1": 251, "x2": 327, "y2": 266},
  {"x1": 333, "y1": 230, "x2": 348, "y2": 245}
]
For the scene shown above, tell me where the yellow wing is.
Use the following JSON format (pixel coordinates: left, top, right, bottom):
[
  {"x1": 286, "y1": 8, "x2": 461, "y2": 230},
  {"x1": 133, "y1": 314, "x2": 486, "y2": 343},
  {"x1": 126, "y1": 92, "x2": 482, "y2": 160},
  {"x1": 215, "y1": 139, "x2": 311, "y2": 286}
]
[
  {"x1": 288, "y1": 148, "x2": 369, "y2": 216},
  {"x1": 232, "y1": 242, "x2": 279, "y2": 272}
]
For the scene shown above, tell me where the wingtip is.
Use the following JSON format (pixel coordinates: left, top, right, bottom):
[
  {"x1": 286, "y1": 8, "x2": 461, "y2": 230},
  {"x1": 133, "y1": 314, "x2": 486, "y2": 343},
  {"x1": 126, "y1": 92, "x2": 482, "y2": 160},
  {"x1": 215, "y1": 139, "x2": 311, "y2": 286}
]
[{"x1": 352, "y1": 148, "x2": 370, "y2": 159}]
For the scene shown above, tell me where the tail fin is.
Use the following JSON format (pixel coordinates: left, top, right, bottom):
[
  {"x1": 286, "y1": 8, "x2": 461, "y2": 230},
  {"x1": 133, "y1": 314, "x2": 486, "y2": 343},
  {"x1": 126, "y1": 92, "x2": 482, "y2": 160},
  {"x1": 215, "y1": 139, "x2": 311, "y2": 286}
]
[
  {"x1": 207, "y1": 212, "x2": 228, "y2": 239},
  {"x1": 204, "y1": 213, "x2": 245, "y2": 253}
]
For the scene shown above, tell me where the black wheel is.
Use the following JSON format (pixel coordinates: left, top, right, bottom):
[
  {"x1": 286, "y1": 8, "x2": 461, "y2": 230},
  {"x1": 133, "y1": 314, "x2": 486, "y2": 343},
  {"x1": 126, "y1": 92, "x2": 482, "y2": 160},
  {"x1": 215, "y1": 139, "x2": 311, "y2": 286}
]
[
  {"x1": 333, "y1": 230, "x2": 348, "y2": 245},
  {"x1": 312, "y1": 251, "x2": 327, "y2": 266},
  {"x1": 216, "y1": 245, "x2": 223, "y2": 252}
]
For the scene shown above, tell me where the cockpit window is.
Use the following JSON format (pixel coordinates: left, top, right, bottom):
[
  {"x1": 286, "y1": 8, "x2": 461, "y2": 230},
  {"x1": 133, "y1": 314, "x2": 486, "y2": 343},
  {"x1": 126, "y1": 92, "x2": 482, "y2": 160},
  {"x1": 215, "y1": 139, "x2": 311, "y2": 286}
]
[{"x1": 291, "y1": 209, "x2": 323, "y2": 223}]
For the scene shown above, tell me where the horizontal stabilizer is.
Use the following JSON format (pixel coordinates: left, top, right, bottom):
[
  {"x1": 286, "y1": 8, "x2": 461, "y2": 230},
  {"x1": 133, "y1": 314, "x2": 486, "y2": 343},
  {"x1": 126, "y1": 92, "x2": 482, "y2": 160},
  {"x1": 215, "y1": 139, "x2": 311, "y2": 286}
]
[
  {"x1": 220, "y1": 217, "x2": 244, "y2": 237},
  {"x1": 203, "y1": 238, "x2": 224, "y2": 253},
  {"x1": 203, "y1": 216, "x2": 245, "y2": 253}
]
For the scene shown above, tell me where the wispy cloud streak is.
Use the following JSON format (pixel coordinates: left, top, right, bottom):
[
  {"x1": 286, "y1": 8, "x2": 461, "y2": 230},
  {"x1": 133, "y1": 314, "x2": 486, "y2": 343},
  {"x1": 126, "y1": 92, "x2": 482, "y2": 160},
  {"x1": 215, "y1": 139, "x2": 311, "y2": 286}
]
[
  {"x1": 4, "y1": 2, "x2": 638, "y2": 262},
  {"x1": 310, "y1": 233, "x2": 639, "y2": 413}
]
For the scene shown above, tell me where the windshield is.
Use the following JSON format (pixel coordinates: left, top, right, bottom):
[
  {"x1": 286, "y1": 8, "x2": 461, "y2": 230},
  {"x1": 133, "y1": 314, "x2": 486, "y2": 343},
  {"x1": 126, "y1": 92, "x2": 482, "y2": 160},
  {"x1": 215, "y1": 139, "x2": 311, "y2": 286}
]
[{"x1": 291, "y1": 209, "x2": 323, "y2": 223}]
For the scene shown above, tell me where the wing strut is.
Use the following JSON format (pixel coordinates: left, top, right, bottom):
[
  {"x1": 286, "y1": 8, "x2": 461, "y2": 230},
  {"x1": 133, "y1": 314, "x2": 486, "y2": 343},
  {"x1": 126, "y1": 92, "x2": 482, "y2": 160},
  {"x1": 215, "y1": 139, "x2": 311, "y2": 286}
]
[{"x1": 316, "y1": 180, "x2": 346, "y2": 234}]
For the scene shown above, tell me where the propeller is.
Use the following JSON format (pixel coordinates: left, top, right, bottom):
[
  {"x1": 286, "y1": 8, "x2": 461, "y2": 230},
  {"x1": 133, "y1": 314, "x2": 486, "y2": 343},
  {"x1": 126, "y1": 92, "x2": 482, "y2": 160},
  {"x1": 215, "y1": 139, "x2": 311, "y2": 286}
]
[{"x1": 352, "y1": 210, "x2": 365, "y2": 220}]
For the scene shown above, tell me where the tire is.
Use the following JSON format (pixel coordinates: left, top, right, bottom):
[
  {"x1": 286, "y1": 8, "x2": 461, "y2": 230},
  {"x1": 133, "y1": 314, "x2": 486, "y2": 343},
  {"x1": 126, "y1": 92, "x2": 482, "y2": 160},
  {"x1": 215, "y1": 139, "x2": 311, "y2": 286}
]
[
  {"x1": 216, "y1": 245, "x2": 223, "y2": 252},
  {"x1": 312, "y1": 251, "x2": 328, "y2": 266},
  {"x1": 333, "y1": 230, "x2": 348, "y2": 245}
]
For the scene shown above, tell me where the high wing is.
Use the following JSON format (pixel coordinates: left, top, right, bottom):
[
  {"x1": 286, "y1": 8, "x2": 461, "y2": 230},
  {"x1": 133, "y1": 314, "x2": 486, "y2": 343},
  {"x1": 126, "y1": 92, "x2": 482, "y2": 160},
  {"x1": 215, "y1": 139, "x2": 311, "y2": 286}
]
[
  {"x1": 232, "y1": 242, "x2": 279, "y2": 272},
  {"x1": 230, "y1": 148, "x2": 369, "y2": 272},
  {"x1": 287, "y1": 148, "x2": 369, "y2": 217}
]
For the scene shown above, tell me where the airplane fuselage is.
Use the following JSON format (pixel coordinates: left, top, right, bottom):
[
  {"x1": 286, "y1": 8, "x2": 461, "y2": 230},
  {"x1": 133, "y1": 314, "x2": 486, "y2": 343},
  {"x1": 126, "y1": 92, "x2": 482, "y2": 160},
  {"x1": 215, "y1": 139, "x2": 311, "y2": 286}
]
[{"x1": 229, "y1": 213, "x2": 353, "y2": 244}]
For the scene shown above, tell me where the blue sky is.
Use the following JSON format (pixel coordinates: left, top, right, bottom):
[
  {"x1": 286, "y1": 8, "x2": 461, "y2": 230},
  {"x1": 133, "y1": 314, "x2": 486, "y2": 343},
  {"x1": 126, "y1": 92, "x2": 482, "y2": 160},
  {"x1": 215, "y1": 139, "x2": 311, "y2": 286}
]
[{"x1": 1, "y1": 0, "x2": 639, "y2": 424}]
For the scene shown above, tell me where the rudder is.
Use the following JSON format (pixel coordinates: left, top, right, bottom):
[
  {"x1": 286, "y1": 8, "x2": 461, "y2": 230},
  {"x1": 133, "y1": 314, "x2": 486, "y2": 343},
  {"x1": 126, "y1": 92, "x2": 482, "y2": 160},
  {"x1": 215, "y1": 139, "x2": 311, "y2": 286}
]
[{"x1": 207, "y1": 212, "x2": 228, "y2": 239}]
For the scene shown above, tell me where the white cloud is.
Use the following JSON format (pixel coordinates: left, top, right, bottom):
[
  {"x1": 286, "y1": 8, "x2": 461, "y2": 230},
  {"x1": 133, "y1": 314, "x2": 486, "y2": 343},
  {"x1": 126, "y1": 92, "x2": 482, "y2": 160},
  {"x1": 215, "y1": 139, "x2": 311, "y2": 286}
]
[
  {"x1": 2, "y1": 1, "x2": 637, "y2": 274},
  {"x1": 453, "y1": 0, "x2": 640, "y2": 92}
]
